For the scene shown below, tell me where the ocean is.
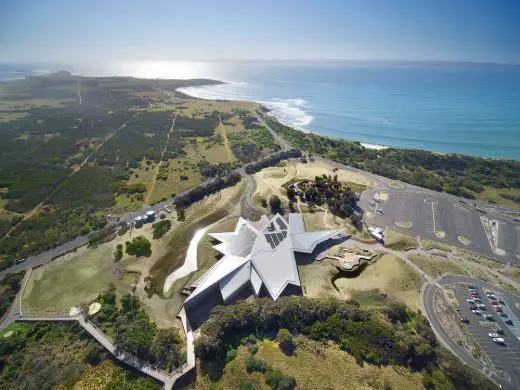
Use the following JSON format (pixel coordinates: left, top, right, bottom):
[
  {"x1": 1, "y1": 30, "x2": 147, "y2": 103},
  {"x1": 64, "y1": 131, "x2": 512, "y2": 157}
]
[{"x1": 1, "y1": 61, "x2": 519, "y2": 160}]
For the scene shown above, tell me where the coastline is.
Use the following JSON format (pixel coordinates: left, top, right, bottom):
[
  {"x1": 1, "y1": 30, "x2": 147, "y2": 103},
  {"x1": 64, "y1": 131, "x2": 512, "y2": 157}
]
[{"x1": 177, "y1": 84, "x2": 392, "y2": 152}]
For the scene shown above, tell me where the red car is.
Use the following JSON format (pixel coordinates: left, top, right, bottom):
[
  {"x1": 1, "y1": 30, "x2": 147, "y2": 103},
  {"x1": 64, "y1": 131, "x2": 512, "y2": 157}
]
[
  {"x1": 495, "y1": 306, "x2": 503, "y2": 312},
  {"x1": 471, "y1": 294, "x2": 481, "y2": 298},
  {"x1": 491, "y1": 300, "x2": 499, "y2": 305}
]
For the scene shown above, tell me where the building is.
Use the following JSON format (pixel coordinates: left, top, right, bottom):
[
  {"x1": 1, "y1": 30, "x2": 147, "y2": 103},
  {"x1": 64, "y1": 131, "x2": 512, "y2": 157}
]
[{"x1": 182, "y1": 213, "x2": 346, "y2": 329}]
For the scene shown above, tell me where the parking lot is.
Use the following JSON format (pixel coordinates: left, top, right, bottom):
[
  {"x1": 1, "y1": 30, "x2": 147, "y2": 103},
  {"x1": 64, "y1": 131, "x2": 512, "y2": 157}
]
[
  {"x1": 362, "y1": 187, "x2": 520, "y2": 264},
  {"x1": 451, "y1": 280, "x2": 520, "y2": 388}
]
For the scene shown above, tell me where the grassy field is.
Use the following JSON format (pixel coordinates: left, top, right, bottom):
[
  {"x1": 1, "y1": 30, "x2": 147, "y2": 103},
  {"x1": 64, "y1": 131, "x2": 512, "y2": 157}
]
[
  {"x1": 299, "y1": 254, "x2": 424, "y2": 311},
  {"x1": 408, "y1": 254, "x2": 468, "y2": 278},
  {"x1": 197, "y1": 338, "x2": 424, "y2": 390},
  {"x1": 385, "y1": 230, "x2": 417, "y2": 250},
  {"x1": 475, "y1": 186, "x2": 520, "y2": 211},
  {"x1": 22, "y1": 236, "x2": 137, "y2": 314}
]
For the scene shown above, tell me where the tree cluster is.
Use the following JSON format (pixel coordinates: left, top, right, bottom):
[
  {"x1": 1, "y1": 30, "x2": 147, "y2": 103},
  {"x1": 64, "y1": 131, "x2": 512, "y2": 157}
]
[
  {"x1": 195, "y1": 296, "x2": 496, "y2": 390},
  {"x1": 125, "y1": 235, "x2": 152, "y2": 257},
  {"x1": 152, "y1": 220, "x2": 171, "y2": 239},
  {"x1": 91, "y1": 288, "x2": 184, "y2": 372},
  {"x1": 175, "y1": 172, "x2": 241, "y2": 209}
]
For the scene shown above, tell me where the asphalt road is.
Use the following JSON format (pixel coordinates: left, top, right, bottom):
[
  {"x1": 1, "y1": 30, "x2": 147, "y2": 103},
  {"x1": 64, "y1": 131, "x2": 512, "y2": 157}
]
[{"x1": 424, "y1": 275, "x2": 520, "y2": 389}]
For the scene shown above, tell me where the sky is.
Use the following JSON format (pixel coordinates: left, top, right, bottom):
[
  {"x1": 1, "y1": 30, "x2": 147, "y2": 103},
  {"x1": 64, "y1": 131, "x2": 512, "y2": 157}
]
[{"x1": 1, "y1": 0, "x2": 519, "y2": 63}]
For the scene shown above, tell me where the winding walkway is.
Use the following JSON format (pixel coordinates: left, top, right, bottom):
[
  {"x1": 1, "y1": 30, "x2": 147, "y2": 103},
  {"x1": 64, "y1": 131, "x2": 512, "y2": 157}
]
[{"x1": 16, "y1": 311, "x2": 194, "y2": 390}]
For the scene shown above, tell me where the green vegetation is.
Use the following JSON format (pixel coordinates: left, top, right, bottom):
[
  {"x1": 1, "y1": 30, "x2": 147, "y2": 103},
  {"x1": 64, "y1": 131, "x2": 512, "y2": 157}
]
[
  {"x1": 267, "y1": 117, "x2": 520, "y2": 199},
  {"x1": 0, "y1": 321, "x2": 160, "y2": 389},
  {"x1": 125, "y1": 235, "x2": 152, "y2": 257},
  {"x1": 196, "y1": 297, "x2": 495, "y2": 390},
  {"x1": 152, "y1": 219, "x2": 171, "y2": 239},
  {"x1": 91, "y1": 287, "x2": 184, "y2": 371},
  {"x1": 408, "y1": 255, "x2": 467, "y2": 278},
  {"x1": 229, "y1": 125, "x2": 280, "y2": 163},
  {"x1": 114, "y1": 244, "x2": 123, "y2": 261},
  {"x1": 0, "y1": 271, "x2": 24, "y2": 318}
]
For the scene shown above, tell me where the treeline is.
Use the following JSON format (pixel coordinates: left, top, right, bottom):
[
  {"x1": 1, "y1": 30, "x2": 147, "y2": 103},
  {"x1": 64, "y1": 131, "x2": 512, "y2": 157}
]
[
  {"x1": 198, "y1": 161, "x2": 238, "y2": 178},
  {"x1": 173, "y1": 114, "x2": 219, "y2": 137},
  {"x1": 266, "y1": 118, "x2": 520, "y2": 198},
  {"x1": 175, "y1": 172, "x2": 242, "y2": 209},
  {"x1": 0, "y1": 271, "x2": 24, "y2": 318},
  {"x1": 245, "y1": 149, "x2": 302, "y2": 174},
  {"x1": 195, "y1": 297, "x2": 496, "y2": 390},
  {"x1": 91, "y1": 287, "x2": 185, "y2": 371}
]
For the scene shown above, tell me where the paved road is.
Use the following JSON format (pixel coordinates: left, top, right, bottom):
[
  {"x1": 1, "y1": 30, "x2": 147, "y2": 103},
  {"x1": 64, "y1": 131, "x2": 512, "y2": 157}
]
[
  {"x1": 241, "y1": 174, "x2": 265, "y2": 220},
  {"x1": 423, "y1": 275, "x2": 520, "y2": 389}
]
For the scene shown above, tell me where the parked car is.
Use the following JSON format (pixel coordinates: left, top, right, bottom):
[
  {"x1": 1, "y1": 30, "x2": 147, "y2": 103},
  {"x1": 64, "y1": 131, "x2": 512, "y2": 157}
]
[
  {"x1": 488, "y1": 333, "x2": 500, "y2": 338},
  {"x1": 495, "y1": 306, "x2": 503, "y2": 313},
  {"x1": 477, "y1": 304, "x2": 487, "y2": 310},
  {"x1": 496, "y1": 329, "x2": 505, "y2": 335},
  {"x1": 471, "y1": 310, "x2": 481, "y2": 315},
  {"x1": 486, "y1": 291, "x2": 495, "y2": 296},
  {"x1": 483, "y1": 314, "x2": 494, "y2": 320},
  {"x1": 469, "y1": 305, "x2": 478, "y2": 311},
  {"x1": 505, "y1": 319, "x2": 514, "y2": 325},
  {"x1": 491, "y1": 300, "x2": 499, "y2": 305},
  {"x1": 492, "y1": 338, "x2": 505, "y2": 345},
  {"x1": 473, "y1": 298, "x2": 483, "y2": 303},
  {"x1": 471, "y1": 293, "x2": 481, "y2": 298},
  {"x1": 467, "y1": 285, "x2": 476, "y2": 289},
  {"x1": 459, "y1": 316, "x2": 469, "y2": 323},
  {"x1": 500, "y1": 312, "x2": 508, "y2": 317},
  {"x1": 466, "y1": 298, "x2": 475, "y2": 303}
]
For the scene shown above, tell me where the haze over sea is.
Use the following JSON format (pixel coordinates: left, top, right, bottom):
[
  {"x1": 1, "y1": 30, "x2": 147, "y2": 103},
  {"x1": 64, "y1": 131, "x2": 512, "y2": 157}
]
[{"x1": 1, "y1": 61, "x2": 519, "y2": 160}]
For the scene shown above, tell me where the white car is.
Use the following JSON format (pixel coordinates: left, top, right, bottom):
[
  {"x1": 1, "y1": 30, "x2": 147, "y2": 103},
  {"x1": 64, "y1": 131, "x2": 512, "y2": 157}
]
[
  {"x1": 483, "y1": 314, "x2": 494, "y2": 320},
  {"x1": 477, "y1": 304, "x2": 487, "y2": 310},
  {"x1": 486, "y1": 291, "x2": 495, "y2": 296},
  {"x1": 493, "y1": 338, "x2": 505, "y2": 345},
  {"x1": 466, "y1": 299, "x2": 475, "y2": 303},
  {"x1": 488, "y1": 333, "x2": 500, "y2": 338},
  {"x1": 471, "y1": 310, "x2": 481, "y2": 315}
]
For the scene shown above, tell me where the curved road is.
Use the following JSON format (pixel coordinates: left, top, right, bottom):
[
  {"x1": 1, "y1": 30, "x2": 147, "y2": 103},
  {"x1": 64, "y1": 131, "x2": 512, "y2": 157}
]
[{"x1": 423, "y1": 274, "x2": 520, "y2": 389}]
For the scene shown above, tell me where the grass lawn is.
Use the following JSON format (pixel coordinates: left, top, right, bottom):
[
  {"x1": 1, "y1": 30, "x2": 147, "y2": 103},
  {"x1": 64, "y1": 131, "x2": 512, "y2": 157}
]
[
  {"x1": 408, "y1": 254, "x2": 468, "y2": 279},
  {"x1": 385, "y1": 230, "x2": 417, "y2": 250},
  {"x1": 22, "y1": 242, "x2": 131, "y2": 314},
  {"x1": 299, "y1": 254, "x2": 423, "y2": 311},
  {"x1": 150, "y1": 157, "x2": 204, "y2": 203},
  {"x1": 197, "y1": 338, "x2": 424, "y2": 390}
]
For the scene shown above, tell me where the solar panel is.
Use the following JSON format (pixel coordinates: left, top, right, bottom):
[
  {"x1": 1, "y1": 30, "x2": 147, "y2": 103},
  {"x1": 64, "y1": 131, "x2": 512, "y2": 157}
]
[
  {"x1": 281, "y1": 231, "x2": 288, "y2": 238},
  {"x1": 276, "y1": 217, "x2": 288, "y2": 230},
  {"x1": 276, "y1": 232, "x2": 285, "y2": 242},
  {"x1": 265, "y1": 234, "x2": 276, "y2": 249},
  {"x1": 272, "y1": 233, "x2": 280, "y2": 246}
]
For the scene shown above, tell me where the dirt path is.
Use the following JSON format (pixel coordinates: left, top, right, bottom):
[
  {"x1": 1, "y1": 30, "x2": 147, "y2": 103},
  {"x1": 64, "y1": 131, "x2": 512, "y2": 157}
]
[
  {"x1": 218, "y1": 114, "x2": 234, "y2": 161},
  {"x1": 0, "y1": 110, "x2": 144, "y2": 243},
  {"x1": 145, "y1": 113, "x2": 177, "y2": 204}
]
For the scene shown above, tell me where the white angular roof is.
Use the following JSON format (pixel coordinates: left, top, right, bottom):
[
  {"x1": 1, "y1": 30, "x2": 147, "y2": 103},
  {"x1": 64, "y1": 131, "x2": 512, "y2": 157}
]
[{"x1": 185, "y1": 213, "x2": 346, "y2": 304}]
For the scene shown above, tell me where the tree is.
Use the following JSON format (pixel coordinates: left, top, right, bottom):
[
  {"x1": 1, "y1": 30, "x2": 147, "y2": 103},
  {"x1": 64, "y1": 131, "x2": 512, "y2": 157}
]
[
  {"x1": 268, "y1": 195, "x2": 282, "y2": 214},
  {"x1": 125, "y1": 236, "x2": 152, "y2": 257},
  {"x1": 114, "y1": 244, "x2": 123, "y2": 261},
  {"x1": 350, "y1": 212, "x2": 362, "y2": 226},
  {"x1": 276, "y1": 328, "x2": 294, "y2": 355},
  {"x1": 152, "y1": 220, "x2": 171, "y2": 239},
  {"x1": 176, "y1": 206, "x2": 185, "y2": 221},
  {"x1": 260, "y1": 198, "x2": 268, "y2": 208}
]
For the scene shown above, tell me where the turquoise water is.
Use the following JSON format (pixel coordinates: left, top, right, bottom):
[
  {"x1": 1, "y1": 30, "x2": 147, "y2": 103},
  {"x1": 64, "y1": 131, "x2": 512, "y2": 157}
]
[{"x1": 2, "y1": 61, "x2": 520, "y2": 159}]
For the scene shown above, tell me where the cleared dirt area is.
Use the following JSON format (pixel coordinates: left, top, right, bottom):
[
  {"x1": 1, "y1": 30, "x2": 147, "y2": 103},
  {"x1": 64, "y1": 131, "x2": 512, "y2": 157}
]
[
  {"x1": 197, "y1": 338, "x2": 424, "y2": 390},
  {"x1": 299, "y1": 254, "x2": 423, "y2": 311}
]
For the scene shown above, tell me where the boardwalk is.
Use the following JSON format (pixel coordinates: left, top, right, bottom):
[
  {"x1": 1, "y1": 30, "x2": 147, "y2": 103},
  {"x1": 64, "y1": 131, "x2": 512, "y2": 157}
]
[{"x1": 15, "y1": 311, "x2": 195, "y2": 390}]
